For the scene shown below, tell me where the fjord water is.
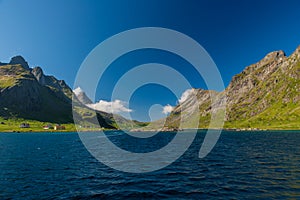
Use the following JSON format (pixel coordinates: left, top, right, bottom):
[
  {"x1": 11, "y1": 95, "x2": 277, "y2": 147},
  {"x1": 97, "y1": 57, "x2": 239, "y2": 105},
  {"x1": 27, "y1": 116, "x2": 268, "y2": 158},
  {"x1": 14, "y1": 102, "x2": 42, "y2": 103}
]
[{"x1": 0, "y1": 131, "x2": 299, "y2": 199}]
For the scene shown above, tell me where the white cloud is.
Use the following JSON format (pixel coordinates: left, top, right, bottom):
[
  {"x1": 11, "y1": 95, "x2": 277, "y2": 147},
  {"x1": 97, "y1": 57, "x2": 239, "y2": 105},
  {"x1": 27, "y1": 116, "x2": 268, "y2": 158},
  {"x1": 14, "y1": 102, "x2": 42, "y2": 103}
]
[
  {"x1": 87, "y1": 99, "x2": 132, "y2": 114},
  {"x1": 178, "y1": 88, "x2": 194, "y2": 104},
  {"x1": 162, "y1": 104, "x2": 174, "y2": 114},
  {"x1": 73, "y1": 87, "x2": 83, "y2": 96}
]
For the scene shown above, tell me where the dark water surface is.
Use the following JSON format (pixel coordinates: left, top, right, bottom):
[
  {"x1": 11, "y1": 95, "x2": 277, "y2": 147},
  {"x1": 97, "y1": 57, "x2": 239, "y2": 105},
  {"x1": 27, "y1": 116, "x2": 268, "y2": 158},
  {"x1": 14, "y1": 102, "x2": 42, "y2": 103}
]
[{"x1": 0, "y1": 130, "x2": 299, "y2": 199}]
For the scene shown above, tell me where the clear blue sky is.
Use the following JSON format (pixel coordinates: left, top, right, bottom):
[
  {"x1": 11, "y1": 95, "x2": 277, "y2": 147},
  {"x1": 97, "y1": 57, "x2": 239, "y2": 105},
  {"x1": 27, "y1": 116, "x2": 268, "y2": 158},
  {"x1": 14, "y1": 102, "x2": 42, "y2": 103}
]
[{"x1": 1, "y1": 0, "x2": 300, "y2": 121}]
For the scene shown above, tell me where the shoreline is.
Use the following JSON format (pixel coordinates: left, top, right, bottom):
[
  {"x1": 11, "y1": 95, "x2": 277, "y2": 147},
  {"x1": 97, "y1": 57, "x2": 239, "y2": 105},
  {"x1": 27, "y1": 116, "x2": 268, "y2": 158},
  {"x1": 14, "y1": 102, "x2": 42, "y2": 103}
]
[{"x1": 0, "y1": 128, "x2": 299, "y2": 133}]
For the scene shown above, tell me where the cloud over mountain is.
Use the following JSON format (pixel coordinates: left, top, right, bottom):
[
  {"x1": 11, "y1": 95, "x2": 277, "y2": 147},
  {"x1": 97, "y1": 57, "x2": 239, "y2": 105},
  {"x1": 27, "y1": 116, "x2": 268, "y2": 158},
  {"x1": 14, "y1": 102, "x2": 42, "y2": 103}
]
[
  {"x1": 87, "y1": 99, "x2": 132, "y2": 114},
  {"x1": 162, "y1": 104, "x2": 173, "y2": 114},
  {"x1": 178, "y1": 89, "x2": 194, "y2": 104}
]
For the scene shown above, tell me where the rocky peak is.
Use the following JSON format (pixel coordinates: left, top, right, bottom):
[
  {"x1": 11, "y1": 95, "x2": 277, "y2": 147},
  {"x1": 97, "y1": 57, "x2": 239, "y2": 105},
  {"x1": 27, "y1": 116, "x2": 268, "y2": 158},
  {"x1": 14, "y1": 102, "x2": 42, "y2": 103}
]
[
  {"x1": 31, "y1": 66, "x2": 45, "y2": 85},
  {"x1": 9, "y1": 56, "x2": 30, "y2": 69},
  {"x1": 73, "y1": 87, "x2": 93, "y2": 104},
  {"x1": 258, "y1": 50, "x2": 286, "y2": 67},
  {"x1": 264, "y1": 50, "x2": 286, "y2": 59},
  {"x1": 227, "y1": 49, "x2": 289, "y2": 106},
  {"x1": 31, "y1": 66, "x2": 44, "y2": 75}
]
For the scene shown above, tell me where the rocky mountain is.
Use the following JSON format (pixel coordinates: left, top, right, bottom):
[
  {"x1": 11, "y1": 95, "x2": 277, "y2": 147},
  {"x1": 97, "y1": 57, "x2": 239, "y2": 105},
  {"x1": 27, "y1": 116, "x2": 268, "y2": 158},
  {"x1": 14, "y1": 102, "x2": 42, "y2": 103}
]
[
  {"x1": 72, "y1": 87, "x2": 143, "y2": 130},
  {"x1": 165, "y1": 45, "x2": 300, "y2": 130},
  {"x1": 0, "y1": 56, "x2": 134, "y2": 129},
  {"x1": 0, "y1": 57, "x2": 73, "y2": 123},
  {"x1": 2, "y1": 45, "x2": 299, "y2": 131}
]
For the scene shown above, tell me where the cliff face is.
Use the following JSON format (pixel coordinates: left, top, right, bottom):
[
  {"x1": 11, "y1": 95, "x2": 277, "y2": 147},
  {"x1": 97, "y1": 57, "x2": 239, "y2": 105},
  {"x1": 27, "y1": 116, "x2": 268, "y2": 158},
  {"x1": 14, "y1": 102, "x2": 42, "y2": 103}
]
[
  {"x1": 225, "y1": 46, "x2": 300, "y2": 128},
  {"x1": 31, "y1": 66, "x2": 72, "y2": 103},
  {"x1": 165, "y1": 46, "x2": 300, "y2": 129}
]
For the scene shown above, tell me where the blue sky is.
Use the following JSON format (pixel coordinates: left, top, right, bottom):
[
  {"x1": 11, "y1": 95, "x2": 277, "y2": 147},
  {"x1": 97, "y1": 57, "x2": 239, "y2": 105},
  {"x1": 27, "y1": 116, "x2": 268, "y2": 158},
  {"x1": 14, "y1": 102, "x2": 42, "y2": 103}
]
[{"x1": 1, "y1": 0, "x2": 300, "y2": 121}]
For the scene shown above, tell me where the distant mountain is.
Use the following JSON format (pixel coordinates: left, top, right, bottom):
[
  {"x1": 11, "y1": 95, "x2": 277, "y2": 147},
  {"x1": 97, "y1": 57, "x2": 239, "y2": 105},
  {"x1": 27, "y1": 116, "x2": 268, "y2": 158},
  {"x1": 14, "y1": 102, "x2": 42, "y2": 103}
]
[
  {"x1": 165, "y1": 45, "x2": 300, "y2": 130},
  {"x1": 73, "y1": 87, "x2": 93, "y2": 104},
  {"x1": 72, "y1": 87, "x2": 143, "y2": 130}
]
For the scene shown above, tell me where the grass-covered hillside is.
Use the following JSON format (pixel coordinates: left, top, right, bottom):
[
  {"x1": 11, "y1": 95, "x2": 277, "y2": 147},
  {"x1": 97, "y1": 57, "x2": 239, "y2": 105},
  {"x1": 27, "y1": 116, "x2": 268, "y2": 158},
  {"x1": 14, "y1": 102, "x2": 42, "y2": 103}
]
[
  {"x1": 0, "y1": 56, "x2": 139, "y2": 132},
  {"x1": 165, "y1": 46, "x2": 300, "y2": 130}
]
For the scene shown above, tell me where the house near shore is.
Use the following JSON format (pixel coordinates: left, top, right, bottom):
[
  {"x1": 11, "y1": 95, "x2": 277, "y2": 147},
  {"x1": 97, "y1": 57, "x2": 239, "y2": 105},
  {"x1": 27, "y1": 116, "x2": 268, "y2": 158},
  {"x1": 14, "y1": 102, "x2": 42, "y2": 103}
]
[
  {"x1": 43, "y1": 124, "x2": 53, "y2": 129},
  {"x1": 54, "y1": 125, "x2": 65, "y2": 130},
  {"x1": 20, "y1": 123, "x2": 30, "y2": 128}
]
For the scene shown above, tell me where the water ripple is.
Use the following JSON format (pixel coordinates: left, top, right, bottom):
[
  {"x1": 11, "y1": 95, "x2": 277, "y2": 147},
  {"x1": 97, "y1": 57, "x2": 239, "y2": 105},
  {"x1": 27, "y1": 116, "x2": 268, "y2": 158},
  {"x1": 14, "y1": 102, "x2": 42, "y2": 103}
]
[{"x1": 0, "y1": 131, "x2": 299, "y2": 199}]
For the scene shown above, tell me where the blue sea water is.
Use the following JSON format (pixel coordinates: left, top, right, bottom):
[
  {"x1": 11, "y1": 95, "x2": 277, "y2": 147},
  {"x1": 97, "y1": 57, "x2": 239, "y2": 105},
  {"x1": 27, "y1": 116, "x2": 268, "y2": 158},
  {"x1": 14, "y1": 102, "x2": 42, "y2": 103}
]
[{"x1": 0, "y1": 130, "x2": 299, "y2": 199}]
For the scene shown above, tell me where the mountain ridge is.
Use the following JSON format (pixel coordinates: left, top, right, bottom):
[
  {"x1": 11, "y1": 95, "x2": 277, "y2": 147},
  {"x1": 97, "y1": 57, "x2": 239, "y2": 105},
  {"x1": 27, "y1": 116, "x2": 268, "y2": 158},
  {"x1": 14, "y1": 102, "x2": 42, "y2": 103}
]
[
  {"x1": 0, "y1": 56, "x2": 134, "y2": 130},
  {"x1": 0, "y1": 57, "x2": 74, "y2": 123},
  {"x1": 1, "y1": 44, "x2": 300, "y2": 131},
  {"x1": 163, "y1": 45, "x2": 300, "y2": 130}
]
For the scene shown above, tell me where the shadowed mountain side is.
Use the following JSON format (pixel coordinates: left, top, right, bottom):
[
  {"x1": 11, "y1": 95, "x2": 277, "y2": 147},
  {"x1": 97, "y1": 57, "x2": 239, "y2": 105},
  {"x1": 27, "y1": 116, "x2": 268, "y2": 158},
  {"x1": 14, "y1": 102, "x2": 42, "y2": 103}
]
[
  {"x1": 0, "y1": 63, "x2": 72, "y2": 123},
  {"x1": 0, "y1": 56, "x2": 138, "y2": 128}
]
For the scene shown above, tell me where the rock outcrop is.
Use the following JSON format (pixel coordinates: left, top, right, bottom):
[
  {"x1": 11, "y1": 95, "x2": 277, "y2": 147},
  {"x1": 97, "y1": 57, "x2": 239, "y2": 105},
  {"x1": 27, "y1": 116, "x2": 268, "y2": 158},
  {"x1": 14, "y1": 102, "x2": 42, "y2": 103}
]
[
  {"x1": 9, "y1": 56, "x2": 30, "y2": 69},
  {"x1": 31, "y1": 66, "x2": 46, "y2": 85}
]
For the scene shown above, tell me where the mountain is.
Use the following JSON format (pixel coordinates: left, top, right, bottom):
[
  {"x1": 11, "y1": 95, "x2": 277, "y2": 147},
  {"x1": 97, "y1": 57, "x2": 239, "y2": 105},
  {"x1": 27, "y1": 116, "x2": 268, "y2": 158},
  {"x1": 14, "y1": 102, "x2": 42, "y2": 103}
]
[
  {"x1": 0, "y1": 56, "x2": 73, "y2": 123},
  {"x1": 72, "y1": 87, "x2": 145, "y2": 130},
  {"x1": 164, "y1": 45, "x2": 300, "y2": 130},
  {"x1": 0, "y1": 56, "x2": 134, "y2": 129},
  {"x1": 2, "y1": 44, "x2": 299, "y2": 131}
]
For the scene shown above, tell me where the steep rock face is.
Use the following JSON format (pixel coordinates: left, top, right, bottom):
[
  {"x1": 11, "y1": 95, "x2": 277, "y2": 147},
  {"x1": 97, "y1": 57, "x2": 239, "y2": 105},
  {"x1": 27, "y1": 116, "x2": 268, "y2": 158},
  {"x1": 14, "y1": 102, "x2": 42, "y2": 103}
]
[
  {"x1": 227, "y1": 50, "x2": 286, "y2": 107},
  {"x1": 0, "y1": 79, "x2": 42, "y2": 112},
  {"x1": 31, "y1": 66, "x2": 46, "y2": 85},
  {"x1": 165, "y1": 46, "x2": 300, "y2": 129},
  {"x1": 226, "y1": 48, "x2": 299, "y2": 125},
  {"x1": 31, "y1": 66, "x2": 72, "y2": 103}
]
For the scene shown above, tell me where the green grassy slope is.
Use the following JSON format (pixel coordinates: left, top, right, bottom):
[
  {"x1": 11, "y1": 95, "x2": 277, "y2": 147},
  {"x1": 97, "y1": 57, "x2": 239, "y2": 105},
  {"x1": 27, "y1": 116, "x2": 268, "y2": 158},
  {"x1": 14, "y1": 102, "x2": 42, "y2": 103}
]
[{"x1": 164, "y1": 47, "x2": 300, "y2": 130}]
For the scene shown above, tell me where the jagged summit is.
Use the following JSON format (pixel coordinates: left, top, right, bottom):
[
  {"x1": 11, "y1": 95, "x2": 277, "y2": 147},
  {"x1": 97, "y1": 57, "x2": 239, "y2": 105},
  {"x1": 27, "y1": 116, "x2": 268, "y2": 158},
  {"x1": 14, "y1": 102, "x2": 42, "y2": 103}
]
[
  {"x1": 73, "y1": 87, "x2": 93, "y2": 104},
  {"x1": 9, "y1": 55, "x2": 30, "y2": 69},
  {"x1": 262, "y1": 50, "x2": 286, "y2": 62},
  {"x1": 252, "y1": 50, "x2": 286, "y2": 69}
]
